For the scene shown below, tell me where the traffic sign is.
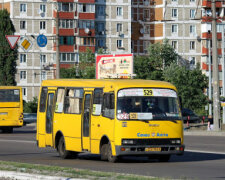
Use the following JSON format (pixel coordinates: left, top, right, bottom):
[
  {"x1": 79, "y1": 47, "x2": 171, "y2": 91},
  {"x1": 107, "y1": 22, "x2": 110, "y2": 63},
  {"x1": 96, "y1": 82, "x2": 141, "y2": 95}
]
[
  {"x1": 19, "y1": 36, "x2": 32, "y2": 52},
  {"x1": 37, "y1": 34, "x2": 47, "y2": 47},
  {"x1": 5, "y1": 35, "x2": 20, "y2": 49}
]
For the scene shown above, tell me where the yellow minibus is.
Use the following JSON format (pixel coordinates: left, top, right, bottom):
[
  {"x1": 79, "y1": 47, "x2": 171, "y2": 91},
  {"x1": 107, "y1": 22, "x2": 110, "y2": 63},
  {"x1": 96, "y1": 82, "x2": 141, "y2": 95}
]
[
  {"x1": 0, "y1": 86, "x2": 23, "y2": 133},
  {"x1": 36, "y1": 79, "x2": 184, "y2": 162}
]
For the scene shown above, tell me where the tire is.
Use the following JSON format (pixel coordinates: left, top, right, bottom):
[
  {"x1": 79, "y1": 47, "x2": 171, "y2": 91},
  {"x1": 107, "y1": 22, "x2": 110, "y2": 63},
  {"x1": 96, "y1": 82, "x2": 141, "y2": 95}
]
[
  {"x1": 58, "y1": 136, "x2": 76, "y2": 159},
  {"x1": 100, "y1": 144, "x2": 108, "y2": 161},
  {"x1": 2, "y1": 127, "x2": 13, "y2": 133},
  {"x1": 107, "y1": 143, "x2": 118, "y2": 163},
  {"x1": 157, "y1": 155, "x2": 171, "y2": 162}
]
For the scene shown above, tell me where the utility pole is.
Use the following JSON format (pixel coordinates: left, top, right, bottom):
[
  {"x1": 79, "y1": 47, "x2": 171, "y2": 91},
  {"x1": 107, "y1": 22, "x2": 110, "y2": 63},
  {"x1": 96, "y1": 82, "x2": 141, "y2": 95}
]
[
  {"x1": 211, "y1": 0, "x2": 221, "y2": 131},
  {"x1": 208, "y1": 34, "x2": 212, "y2": 118},
  {"x1": 55, "y1": 5, "x2": 60, "y2": 79},
  {"x1": 222, "y1": 25, "x2": 225, "y2": 124}
]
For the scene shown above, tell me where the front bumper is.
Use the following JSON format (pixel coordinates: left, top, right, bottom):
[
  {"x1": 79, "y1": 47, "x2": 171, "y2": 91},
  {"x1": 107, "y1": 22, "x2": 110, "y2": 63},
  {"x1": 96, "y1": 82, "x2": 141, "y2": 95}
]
[{"x1": 115, "y1": 145, "x2": 185, "y2": 156}]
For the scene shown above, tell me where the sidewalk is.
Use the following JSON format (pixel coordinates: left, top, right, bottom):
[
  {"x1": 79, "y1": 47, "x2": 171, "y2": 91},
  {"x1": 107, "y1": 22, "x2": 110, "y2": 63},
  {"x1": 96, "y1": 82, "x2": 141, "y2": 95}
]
[
  {"x1": 183, "y1": 123, "x2": 225, "y2": 136},
  {"x1": 0, "y1": 170, "x2": 84, "y2": 180}
]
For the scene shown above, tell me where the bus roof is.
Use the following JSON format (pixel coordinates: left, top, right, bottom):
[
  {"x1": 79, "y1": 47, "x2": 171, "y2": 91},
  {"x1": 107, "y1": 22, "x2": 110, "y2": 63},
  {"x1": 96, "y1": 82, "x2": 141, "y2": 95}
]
[{"x1": 41, "y1": 79, "x2": 177, "y2": 91}]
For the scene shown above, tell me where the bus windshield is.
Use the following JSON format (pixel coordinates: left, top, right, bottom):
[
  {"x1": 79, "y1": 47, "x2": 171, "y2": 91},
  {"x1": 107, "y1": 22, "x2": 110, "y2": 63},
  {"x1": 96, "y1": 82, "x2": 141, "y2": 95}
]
[
  {"x1": 117, "y1": 88, "x2": 181, "y2": 120},
  {"x1": 0, "y1": 89, "x2": 20, "y2": 102}
]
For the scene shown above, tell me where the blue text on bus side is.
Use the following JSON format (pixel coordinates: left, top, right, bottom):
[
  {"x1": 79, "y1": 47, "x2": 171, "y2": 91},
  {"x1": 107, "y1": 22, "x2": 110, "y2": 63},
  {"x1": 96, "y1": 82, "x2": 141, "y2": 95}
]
[{"x1": 137, "y1": 133, "x2": 150, "y2": 137}]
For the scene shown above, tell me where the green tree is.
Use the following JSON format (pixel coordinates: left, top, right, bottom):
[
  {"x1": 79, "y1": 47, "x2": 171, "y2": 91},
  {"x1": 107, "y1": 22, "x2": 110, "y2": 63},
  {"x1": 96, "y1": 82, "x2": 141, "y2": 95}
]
[
  {"x1": 60, "y1": 48, "x2": 106, "y2": 79},
  {"x1": 134, "y1": 39, "x2": 178, "y2": 81},
  {"x1": 148, "y1": 39, "x2": 178, "y2": 70},
  {"x1": 0, "y1": 9, "x2": 18, "y2": 85},
  {"x1": 23, "y1": 97, "x2": 38, "y2": 113},
  {"x1": 134, "y1": 56, "x2": 163, "y2": 80},
  {"x1": 163, "y1": 63, "x2": 208, "y2": 114}
]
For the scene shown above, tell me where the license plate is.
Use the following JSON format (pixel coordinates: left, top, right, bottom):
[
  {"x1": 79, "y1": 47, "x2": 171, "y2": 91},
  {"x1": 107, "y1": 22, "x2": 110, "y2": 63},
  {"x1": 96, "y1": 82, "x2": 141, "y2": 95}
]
[
  {"x1": 0, "y1": 112, "x2": 7, "y2": 115},
  {"x1": 145, "y1": 147, "x2": 161, "y2": 152}
]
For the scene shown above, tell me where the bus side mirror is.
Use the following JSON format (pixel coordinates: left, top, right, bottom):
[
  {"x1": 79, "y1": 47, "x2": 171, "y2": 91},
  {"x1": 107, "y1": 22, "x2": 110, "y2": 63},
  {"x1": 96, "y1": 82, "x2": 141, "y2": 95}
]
[{"x1": 179, "y1": 96, "x2": 182, "y2": 110}]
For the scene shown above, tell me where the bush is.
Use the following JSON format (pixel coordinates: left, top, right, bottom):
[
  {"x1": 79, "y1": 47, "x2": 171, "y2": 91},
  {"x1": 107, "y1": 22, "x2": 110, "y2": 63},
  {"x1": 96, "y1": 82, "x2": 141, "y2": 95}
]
[{"x1": 23, "y1": 97, "x2": 38, "y2": 113}]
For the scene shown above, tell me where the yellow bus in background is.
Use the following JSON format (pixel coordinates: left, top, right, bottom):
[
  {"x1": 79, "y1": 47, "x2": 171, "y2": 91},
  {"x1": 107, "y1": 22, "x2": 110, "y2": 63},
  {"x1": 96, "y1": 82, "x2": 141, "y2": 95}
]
[
  {"x1": 0, "y1": 86, "x2": 23, "y2": 133},
  {"x1": 36, "y1": 79, "x2": 184, "y2": 162}
]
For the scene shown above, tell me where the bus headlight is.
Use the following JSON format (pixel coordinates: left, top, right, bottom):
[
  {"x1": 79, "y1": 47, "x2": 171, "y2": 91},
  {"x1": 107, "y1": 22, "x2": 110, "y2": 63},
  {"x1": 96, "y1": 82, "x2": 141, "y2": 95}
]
[
  {"x1": 171, "y1": 139, "x2": 181, "y2": 144},
  {"x1": 122, "y1": 139, "x2": 135, "y2": 145}
]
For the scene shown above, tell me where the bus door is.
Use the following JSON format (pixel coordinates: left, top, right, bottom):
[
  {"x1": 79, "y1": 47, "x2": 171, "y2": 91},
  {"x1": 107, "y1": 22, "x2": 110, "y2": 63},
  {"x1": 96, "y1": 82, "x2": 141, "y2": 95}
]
[
  {"x1": 82, "y1": 92, "x2": 92, "y2": 151},
  {"x1": 45, "y1": 90, "x2": 55, "y2": 147}
]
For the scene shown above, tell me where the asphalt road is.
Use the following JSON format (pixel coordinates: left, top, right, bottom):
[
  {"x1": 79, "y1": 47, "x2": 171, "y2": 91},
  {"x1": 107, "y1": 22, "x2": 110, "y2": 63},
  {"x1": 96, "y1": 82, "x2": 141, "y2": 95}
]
[{"x1": 0, "y1": 126, "x2": 225, "y2": 180}]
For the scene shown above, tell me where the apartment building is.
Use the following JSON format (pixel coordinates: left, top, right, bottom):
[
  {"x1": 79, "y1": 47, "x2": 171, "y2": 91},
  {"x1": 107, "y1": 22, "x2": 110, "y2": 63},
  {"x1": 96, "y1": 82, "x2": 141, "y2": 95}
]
[
  {"x1": 131, "y1": 0, "x2": 202, "y2": 66},
  {"x1": 1, "y1": 0, "x2": 225, "y2": 101}
]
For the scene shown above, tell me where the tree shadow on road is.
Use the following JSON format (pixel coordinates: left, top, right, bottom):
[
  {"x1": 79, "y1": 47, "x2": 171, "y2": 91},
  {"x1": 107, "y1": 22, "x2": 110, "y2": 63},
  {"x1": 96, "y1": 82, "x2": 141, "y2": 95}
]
[{"x1": 74, "y1": 151, "x2": 225, "y2": 163}]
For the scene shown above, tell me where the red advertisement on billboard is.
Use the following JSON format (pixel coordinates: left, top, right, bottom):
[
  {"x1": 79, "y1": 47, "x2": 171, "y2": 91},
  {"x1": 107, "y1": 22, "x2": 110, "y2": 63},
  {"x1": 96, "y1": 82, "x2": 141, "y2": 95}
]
[{"x1": 96, "y1": 54, "x2": 133, "y2": 79}]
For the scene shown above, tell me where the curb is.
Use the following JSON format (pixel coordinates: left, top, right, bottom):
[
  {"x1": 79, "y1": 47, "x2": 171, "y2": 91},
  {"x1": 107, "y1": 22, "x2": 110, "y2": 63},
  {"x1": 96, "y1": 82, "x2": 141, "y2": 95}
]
[
  {"x1": 184, "y1": 131, "x2": 225, "y2": 136},
  {"x1": 0, "y1": 170, "x2": 85, "y2": 180}
]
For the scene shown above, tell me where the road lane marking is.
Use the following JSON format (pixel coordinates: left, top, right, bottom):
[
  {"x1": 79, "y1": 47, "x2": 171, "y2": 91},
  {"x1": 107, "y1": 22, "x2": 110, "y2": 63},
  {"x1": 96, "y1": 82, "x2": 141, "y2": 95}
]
[
  {"x1": 185, "y1": 149, "x2": 225, "y2": 155},
  {"x1": 0, "y1": 139, "x2": 36, "y2": 144}
]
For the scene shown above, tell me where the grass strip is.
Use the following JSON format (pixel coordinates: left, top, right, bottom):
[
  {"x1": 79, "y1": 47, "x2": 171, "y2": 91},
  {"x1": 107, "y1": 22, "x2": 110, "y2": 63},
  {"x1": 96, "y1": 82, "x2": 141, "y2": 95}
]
[{"x1": 0, "y1": 160, "x2": 162, "y2": 180}]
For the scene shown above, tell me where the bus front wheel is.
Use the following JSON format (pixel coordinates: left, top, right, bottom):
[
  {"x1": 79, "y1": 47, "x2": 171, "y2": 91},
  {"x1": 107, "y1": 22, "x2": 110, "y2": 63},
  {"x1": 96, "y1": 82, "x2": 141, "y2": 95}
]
[
  {"x1": 100, "y1": 144, "x2": 108, "y2": 161},
  {"x1": 107, "y1": 143, "x2": 118, "y2": 163},
  {"x1": 58, "y1": 136, "x2": 77, "y2": 159}
]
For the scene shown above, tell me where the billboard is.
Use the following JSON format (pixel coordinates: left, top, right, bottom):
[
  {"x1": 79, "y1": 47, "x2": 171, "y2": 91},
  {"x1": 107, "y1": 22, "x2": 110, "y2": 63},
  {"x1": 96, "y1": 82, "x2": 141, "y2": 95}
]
[{"x1": 96, "y1": 54, "x2": 133, "y2": 79}]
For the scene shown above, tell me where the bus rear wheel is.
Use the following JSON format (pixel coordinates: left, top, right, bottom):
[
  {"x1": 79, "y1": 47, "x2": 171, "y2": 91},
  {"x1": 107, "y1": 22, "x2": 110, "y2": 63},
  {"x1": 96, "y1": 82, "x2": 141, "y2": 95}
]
[
  {"x1": 2, "y1": 127, "x2": 13, "y2": 133},
  {"x1": 58, "y1": 136, "x2": 77, "y2": 159}
]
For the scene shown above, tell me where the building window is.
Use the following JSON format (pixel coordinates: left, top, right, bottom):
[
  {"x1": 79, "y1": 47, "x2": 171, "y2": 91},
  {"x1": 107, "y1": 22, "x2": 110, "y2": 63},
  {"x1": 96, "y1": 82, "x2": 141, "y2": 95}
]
[
  {"x1": 172, "y1": 41, "x2": 178, "y2": 50},
  {"x1": 117, "y1": 40, "x2": 123, "y2": 48},
  {"x1": 59, "y1": 36, "x2": 75, "y2": 45},
  {"x1": 40, "y1": 54, "x2": 46, "y2": 64},
  {"x1": 190, "y1": 9, "x2": 196, "y2": 19},
  {"x1": 117, "y1": 7, "x2": 123, "y2": 16},
  {"x1": 78, "y1": 4, "x2": 95, "y2": 13},
  {"x1": 190, "y1": 0, "x2": 195, "y2": 2},
  {"x1": 172, "y1": 9, "x2": 178, "y2": 18},
  {"x1": 58, "y1": 2, "x2": 74, "y2": 12},
  {"x1": 143, "y1": 41, "x2": 150, "y2": 53},
  {"x1": 20, "y1": 21, "x2": 26, "y2": 30},
  {"x1": 80, "y1": 37, "x2": 95, "y2": 46},
  {"x1": 96, "y1": 6, "x2": 105, "y2": 17},
  {"x1": 190, "y1": 57, "x2": 196, "y2": 65},
  {"x1": 172, "y1": 24, "x2": 178, "y2": 34},
  {"x1": 190, "y1": 25, "x2": 196, "y2": 34},
  {"x1": 22, "y1": 88, "x2": 27, "y2": 96},
  {"x1": 78, "y1": 20, "x2": 95, "y2": 29},
  {"x1": 97, "y1": 39, "x2": 105, "y2": 47},
  {"x1": 20, "y1": 4, "x2": 27, "y2": 12},
  {"x1": 190, "y1": 41, "x2": 195, "y2": 50},
  {"x1": 40, "y1": 4, "x2": 46, "y2": 13},
  {"x1": 20, "y1": 71, "x2": 26, "y2": 80},
  {"x1": 41, "y1": 71, "x2": 47, "y2": 80},
  {"x1": 144, "y1": 9, "x2": 150, "y2": 19},
  {"x1": 60, "y1": 53, "x2": 78, "y2": 62},
  {"x1": 144, "y1": 25, "x2": 150, "y2": 34},
  {"x1": 59, "y1": 19, "x2": 76, "y2": 29},
  {"x1": 117, "y1": 23, "x2": 122, "y2": 32},
  {"x1": 20, "y1": 54, "x2": 26, "y2": 63},
  {"x1": 40, "y1": 21, "x2": 46, "y2": 30},
  {"x1": 97, "y1": 22, "x2": 105, "y2": 33}
]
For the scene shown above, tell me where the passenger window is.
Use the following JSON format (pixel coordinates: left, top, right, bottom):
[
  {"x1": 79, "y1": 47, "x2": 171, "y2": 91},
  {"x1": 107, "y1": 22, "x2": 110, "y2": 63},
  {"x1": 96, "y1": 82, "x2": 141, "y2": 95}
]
[
  {"x1": 39, "y1": 87, "x2": 47, "y2": 112},
  {"x1": 64, "y1": 88, "x2": 83, "y2": 114},
  {"x1": 102, "y1": 93, "x2": 114, "y2": 119},
  {"x1": 92, "y1": 88, "x2": 103, "y2": 116},
  {"x1": 55, "y1": 88, "x2": 65, "y2": 113}
]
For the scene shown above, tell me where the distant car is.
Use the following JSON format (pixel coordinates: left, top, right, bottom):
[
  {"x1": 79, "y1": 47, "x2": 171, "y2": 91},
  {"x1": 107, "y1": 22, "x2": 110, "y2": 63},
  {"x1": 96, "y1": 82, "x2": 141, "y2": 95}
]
[
  {"x1": 182, "y1": 108, "x2": 200, "y2": 123},
  {"x1": 23, "y1": 113, "x2": 37, "y2": 125}
]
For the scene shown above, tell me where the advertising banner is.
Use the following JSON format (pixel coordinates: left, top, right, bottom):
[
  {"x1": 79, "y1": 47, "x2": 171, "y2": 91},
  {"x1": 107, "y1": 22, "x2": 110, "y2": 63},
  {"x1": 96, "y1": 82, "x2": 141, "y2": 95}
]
[{"x1": 96, "y1": 54, "x2": 133, "y2": 79}]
